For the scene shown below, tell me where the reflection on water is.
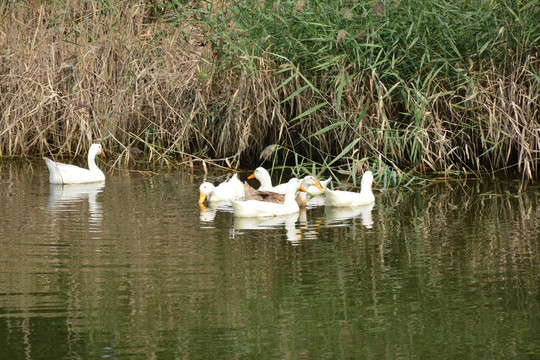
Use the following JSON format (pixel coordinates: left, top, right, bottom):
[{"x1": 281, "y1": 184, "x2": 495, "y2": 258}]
[
  {"x1": 204, "y1": 193, "x2": 375, "y2": 242},
  {"x1": 0, "y1": 162, "x2": 539, "y2": 359},
  {"x1": 199, "y1": 200, "x2": 233, "y2": 223},
  {"x1": 305, "y1": 194, "x2": 326, "y2": 208},
  {"x1": 47, "y1": 182, "x2": 105, "y2": 233},
  {"x1": 207, "y1": 196, "x2": 375, "y2": 243},
  {"x1": 325, "y1": 202, "x2": 374, "y2": 228},
  {"x1": 233, "y1": 211, "x2": 301, "y2": 244}
]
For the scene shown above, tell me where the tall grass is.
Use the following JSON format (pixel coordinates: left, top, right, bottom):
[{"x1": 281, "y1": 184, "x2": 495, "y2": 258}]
[
  {"x1": 0, "y1": 0, "x2": 538, "y2": 187},
  {"x1": 198, "y1": 0, "x2": 539, "y2": 184}
]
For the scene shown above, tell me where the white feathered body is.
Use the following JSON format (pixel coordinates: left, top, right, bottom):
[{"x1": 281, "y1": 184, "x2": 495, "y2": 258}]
[
  {"x1": 199, "y1": 174, "x2": 244, "y2": 203},
  {"x1": 249, "y1": 167, "x2": 288, "y2": 194},
  {"x1": 44, "y1": 144, "x2": 105, "y2": 184},
  {"x1": 231, "y1": 178, "x2": 302, "y2": 217},
  {"x1": 325, "y1": 171, "x2": 375, "y2": 207}
]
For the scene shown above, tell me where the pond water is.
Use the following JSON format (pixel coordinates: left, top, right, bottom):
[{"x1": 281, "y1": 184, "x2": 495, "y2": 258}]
[{"x1": 0, "y1": 161, "x2": 539, "y2": 359}]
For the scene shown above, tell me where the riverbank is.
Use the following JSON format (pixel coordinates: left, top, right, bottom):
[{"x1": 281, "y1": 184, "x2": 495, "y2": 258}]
[{"x1": 1, "y1": 1, "x2": 538, "y2": 186}]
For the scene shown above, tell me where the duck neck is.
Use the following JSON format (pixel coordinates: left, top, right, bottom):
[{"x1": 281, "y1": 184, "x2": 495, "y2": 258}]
[
  {"x1": 295, "y1": 191, "x2": 307, "y2": 207},
  {"x1": 284, "y1": 185, "x2": 298, "y2": 204},
  {"x1": 360, "y1": 181, "x2": 372, "y2": 195},
  {"x1": 259, "y1": 176, "x2": 273, "y2": 189},
  {"x1": 88, "y1": 152, "x2": 99, "y2": 172}
]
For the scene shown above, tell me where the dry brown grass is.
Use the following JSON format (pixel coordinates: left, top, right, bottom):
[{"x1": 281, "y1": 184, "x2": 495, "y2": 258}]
[{"x1": 0, "y1": 1, "x2": 209, "y2": 159}]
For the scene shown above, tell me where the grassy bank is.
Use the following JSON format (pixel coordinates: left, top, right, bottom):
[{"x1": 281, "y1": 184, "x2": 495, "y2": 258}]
[{"x1": 0, "y1": 0, "x2": 539, "y2": 186}]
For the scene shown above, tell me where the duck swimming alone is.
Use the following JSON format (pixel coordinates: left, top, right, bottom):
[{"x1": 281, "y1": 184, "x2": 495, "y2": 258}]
[{"x1": 44, "y1": 143, "x2": 106, "y2": 184}]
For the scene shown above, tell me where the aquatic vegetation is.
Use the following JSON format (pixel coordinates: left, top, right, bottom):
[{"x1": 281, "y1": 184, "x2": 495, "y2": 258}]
[{"x1": 0, "y1": 0, "x2": 538, "y2": 188}]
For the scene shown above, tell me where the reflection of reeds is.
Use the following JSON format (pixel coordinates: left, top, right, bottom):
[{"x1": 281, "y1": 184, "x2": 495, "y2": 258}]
[
  {"x1": 377, "y1": 181, "x2": 540, "y2": 277},
  {"x1": 1, "y1": 1, "x2": 538, "y2": 185},
  {"x1": 1, "y1": 162, "x2": 538, "y2": 357}
]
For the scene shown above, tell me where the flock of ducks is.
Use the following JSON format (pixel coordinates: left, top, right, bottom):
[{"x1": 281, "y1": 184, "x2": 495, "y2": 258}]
[
  {"x1": 43, "y1": 144, "x2": 376, "y2": 218},
  {"x1": 199, "y1": 166, "x2": 376, "y2": 218}
]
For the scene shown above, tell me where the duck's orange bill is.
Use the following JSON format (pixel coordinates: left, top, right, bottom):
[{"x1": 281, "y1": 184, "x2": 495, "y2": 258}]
[
  {"x1": 100, "y1": 151, "x2": 105, "y2": 157},
  {"x1": 299, "y1": 185, "x2": 307, "y2": 192},
  {"x1": 313, "y1": 180, "x2": 324, "y2": 191},
  {"x1": 248, "y1": 173, "x2": 255, "y2": 179},
  {"x1": 198, "y1": 193, "x2": 207, "y2": 204}
]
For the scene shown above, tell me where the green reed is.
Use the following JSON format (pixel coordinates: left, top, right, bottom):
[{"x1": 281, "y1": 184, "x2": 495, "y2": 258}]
[{"x1": 191, "y1": 0, "x2": 539, "y2": 186}]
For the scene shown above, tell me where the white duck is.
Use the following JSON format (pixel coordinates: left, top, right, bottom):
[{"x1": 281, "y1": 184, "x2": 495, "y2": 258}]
[
  {"x1": 248, "y1": 167, "x2": 330, "y2": 196},
  {"x1": 231, "y1": 178, "x2": 307, "y2": 217},
  {"x1": 325, "y1": 171, "x2": 375, "y2": 207},
  {"x1": 198, "y1": 174, "x2": 244, "y2": 204},
  {"x1": 243, "y1": 175, "x2": 324, "y2": 207},
  {"x1": 247, "y1": 167, "x2": 289, "y2": 193},
  {"x1": 44, "y1": 143, "x2": 106, "y2": 184},
  {"x1": 306, "y1": 176, "x2": 332, "y2": 196},
  {"x1": 296, "y1": 176, "x2": 324, "y2": 207}
]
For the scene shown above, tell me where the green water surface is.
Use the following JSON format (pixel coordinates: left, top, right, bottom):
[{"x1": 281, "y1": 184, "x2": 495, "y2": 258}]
[{"x1": 0, "y1": 162, "x2": 538, "y2": 359}]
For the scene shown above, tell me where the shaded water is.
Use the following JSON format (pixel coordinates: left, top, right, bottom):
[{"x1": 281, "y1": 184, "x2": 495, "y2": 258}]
[{"x1": 1, "y1": 161, "x2": 539, "y2": 359}]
